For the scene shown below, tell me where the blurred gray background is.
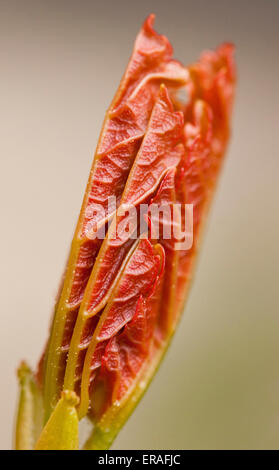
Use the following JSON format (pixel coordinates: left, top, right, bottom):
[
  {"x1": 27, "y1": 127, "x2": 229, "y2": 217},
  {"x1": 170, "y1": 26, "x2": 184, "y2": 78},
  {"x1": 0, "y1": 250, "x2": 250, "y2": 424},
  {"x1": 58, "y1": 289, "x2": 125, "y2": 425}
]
[{"x1": 0, "y1": 0, "x2": 278, "y2": 449}]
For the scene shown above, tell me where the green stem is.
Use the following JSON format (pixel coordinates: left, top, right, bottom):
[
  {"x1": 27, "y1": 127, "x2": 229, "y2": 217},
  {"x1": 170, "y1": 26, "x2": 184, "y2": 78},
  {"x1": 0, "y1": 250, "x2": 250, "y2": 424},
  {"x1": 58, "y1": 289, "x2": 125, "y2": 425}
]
[{"x1": 14, "y1": 362, "x2": 43, "y2": 450}]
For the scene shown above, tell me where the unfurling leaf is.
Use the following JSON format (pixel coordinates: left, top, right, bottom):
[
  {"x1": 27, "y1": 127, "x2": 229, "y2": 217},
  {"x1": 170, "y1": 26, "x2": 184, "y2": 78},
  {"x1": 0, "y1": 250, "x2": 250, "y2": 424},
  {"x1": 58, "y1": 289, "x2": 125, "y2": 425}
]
[{"x1": 14, "y1": 13, "x2": 236, "y2": 450}]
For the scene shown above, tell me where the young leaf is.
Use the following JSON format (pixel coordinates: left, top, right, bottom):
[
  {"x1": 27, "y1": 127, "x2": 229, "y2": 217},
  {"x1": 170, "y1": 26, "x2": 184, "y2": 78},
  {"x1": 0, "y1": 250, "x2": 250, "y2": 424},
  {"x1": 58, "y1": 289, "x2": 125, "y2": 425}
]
[
  {"x1": 63, "y1": 85, "x2": 184, "y2": 397},
  {"x1": 42, "y1": 15, "x2": 188, "y2": 421},
  {"x1": 83, "y1": 46, "x2": 236, "y2": 446},
  {"x1": 27, "y1": 14, "x2": 236, "y2": 450}
]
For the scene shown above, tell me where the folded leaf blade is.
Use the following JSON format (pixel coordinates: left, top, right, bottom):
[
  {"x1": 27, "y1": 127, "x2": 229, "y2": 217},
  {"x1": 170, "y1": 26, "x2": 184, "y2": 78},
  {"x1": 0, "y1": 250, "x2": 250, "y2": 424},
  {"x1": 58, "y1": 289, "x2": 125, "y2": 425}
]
[
  {"x1": 43, "y1": 15, "x2": 188, "y2": 420},
  {"x1": 63, "y1": 85, "x2": 184, "y2": 397},
  {"x1": 27, "y1": 14, "x2": 236, "y2": 450}
]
